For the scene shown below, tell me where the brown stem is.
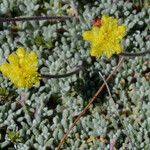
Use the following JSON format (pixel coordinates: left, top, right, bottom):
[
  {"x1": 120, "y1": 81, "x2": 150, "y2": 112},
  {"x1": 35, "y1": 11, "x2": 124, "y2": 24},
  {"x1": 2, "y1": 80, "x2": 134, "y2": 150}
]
[
  {"x1": 98, "y1": 71, "x2": 136, "y2": 148},
  {"x1": 121, "y1": 50, "x2": 150, "y2": 57},
  {"x1": 56, "y1": 56, "x2": 124, "y2": 149},
  {"x1": 0, "y1": 16, "x2": 74, "y2": 23},
  {"x1": 41, "y1": 65, "x2": 85, "y2": 79}
]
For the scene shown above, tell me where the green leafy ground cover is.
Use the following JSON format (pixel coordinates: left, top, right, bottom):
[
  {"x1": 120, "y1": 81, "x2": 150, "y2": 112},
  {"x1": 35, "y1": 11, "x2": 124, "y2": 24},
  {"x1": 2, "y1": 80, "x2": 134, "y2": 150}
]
[{"x1": 0, "y1": 0, "x2": 150, "y2": 149}]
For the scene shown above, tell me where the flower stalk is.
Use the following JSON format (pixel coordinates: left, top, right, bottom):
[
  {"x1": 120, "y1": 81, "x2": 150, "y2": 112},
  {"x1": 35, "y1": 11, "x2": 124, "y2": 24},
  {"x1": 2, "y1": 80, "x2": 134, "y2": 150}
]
[
  {"x1": 41, "y1": 65, "x2": 84, "y2": 79},
  {"x1": 121, "y1": 50, "x2": 150, "y2": 57}
]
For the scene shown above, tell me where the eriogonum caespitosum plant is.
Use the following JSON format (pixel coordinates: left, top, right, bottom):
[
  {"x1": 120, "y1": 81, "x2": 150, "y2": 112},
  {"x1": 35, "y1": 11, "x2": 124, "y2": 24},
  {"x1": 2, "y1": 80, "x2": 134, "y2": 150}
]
[
  {"x1": 82, "y1": 15, "x2": 127, "y2": 58},
  {"x1": 0, "y1": 48, "x2": 84, "y2": 88}
]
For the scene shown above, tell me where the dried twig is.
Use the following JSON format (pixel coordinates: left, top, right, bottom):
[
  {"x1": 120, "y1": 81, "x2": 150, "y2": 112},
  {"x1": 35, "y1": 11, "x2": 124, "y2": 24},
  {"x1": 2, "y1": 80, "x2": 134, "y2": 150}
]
[
  {"x1": 98, "y1": 71, "x2": 136, "y2": 149},
  {"x1": 56, "y1": 56, "x2": 124, "y2": 149},
  {"x1": 0, "y1": 16, "x2": 75, "y2": 23},
  {"x1": 70, "y1": 0, "x2": 79, "y2": 17},
  {"x1": 16, "y1": 93, "x2": 29, "y2": 108},
  {"x1": 41, "y1": 65, "x2": 84, "y2": 79},
  {"x1": 109, "y1": 139, "x2": 116, "y2": 150},
  {"x1": 121, "y1": 50, "x2": 150, "y2": 57}
]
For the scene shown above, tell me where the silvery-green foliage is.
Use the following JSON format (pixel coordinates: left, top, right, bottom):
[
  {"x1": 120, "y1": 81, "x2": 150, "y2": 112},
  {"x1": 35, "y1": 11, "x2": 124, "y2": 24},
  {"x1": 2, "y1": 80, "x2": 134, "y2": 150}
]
[{"x1": 0, "y1": 0, "x2": 150, "y2": 149}]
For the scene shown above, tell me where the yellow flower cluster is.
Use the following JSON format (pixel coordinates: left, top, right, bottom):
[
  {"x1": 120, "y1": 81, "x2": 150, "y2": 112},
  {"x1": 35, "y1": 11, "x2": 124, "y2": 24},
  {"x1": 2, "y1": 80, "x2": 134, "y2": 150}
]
[
  {"x1": 144, "y1": 2, "x2": 150, "y2": 7},
  {"x1": 0, "y1": 48, "x2": 40, "y2": 88},
  {"x1": 82, "y1": 15, "x2": 126, "y2": 58}
]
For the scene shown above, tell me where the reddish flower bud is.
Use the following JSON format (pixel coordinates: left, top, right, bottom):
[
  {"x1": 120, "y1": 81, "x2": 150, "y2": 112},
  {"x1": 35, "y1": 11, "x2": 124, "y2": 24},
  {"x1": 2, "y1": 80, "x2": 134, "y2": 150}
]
[{"x1": 92, "y1": 18, "x2": 101, "y2": 27}]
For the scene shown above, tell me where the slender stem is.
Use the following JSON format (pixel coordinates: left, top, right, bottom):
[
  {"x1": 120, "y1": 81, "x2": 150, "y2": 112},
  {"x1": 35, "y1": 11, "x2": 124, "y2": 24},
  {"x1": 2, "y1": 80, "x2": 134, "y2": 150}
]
[
  {"x1": 121, "y1": 50, "x2": 150, "y2": 57},
  {"x1": 56, "y1": 57, "x2": 124, "y2": 150},
  {"x1": 41, "y1": 65, "x2": 84, "y2": 79},
  {"x1": 98, "y1": 71, "x2": 136, "y2": 148},
  {"x1": 70, "y1": 0, "x2": 79, "y2": 17},
  {"x1": 0, "y1": 16, "x2": 74, "y2": 23}
]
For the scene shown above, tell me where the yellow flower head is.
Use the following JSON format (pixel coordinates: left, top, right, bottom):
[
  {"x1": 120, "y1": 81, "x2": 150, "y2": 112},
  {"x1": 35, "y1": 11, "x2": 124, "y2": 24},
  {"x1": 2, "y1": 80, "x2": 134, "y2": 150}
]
[
  {"x1": 82, "y1": 15, "x2": 126, "y2": 58},
  {"x1": 144, "y1": 2, "x2": 150, "y2": 7},
  {"x1": 0, "y1": 47, "x2": 40, "y2": 88}
]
